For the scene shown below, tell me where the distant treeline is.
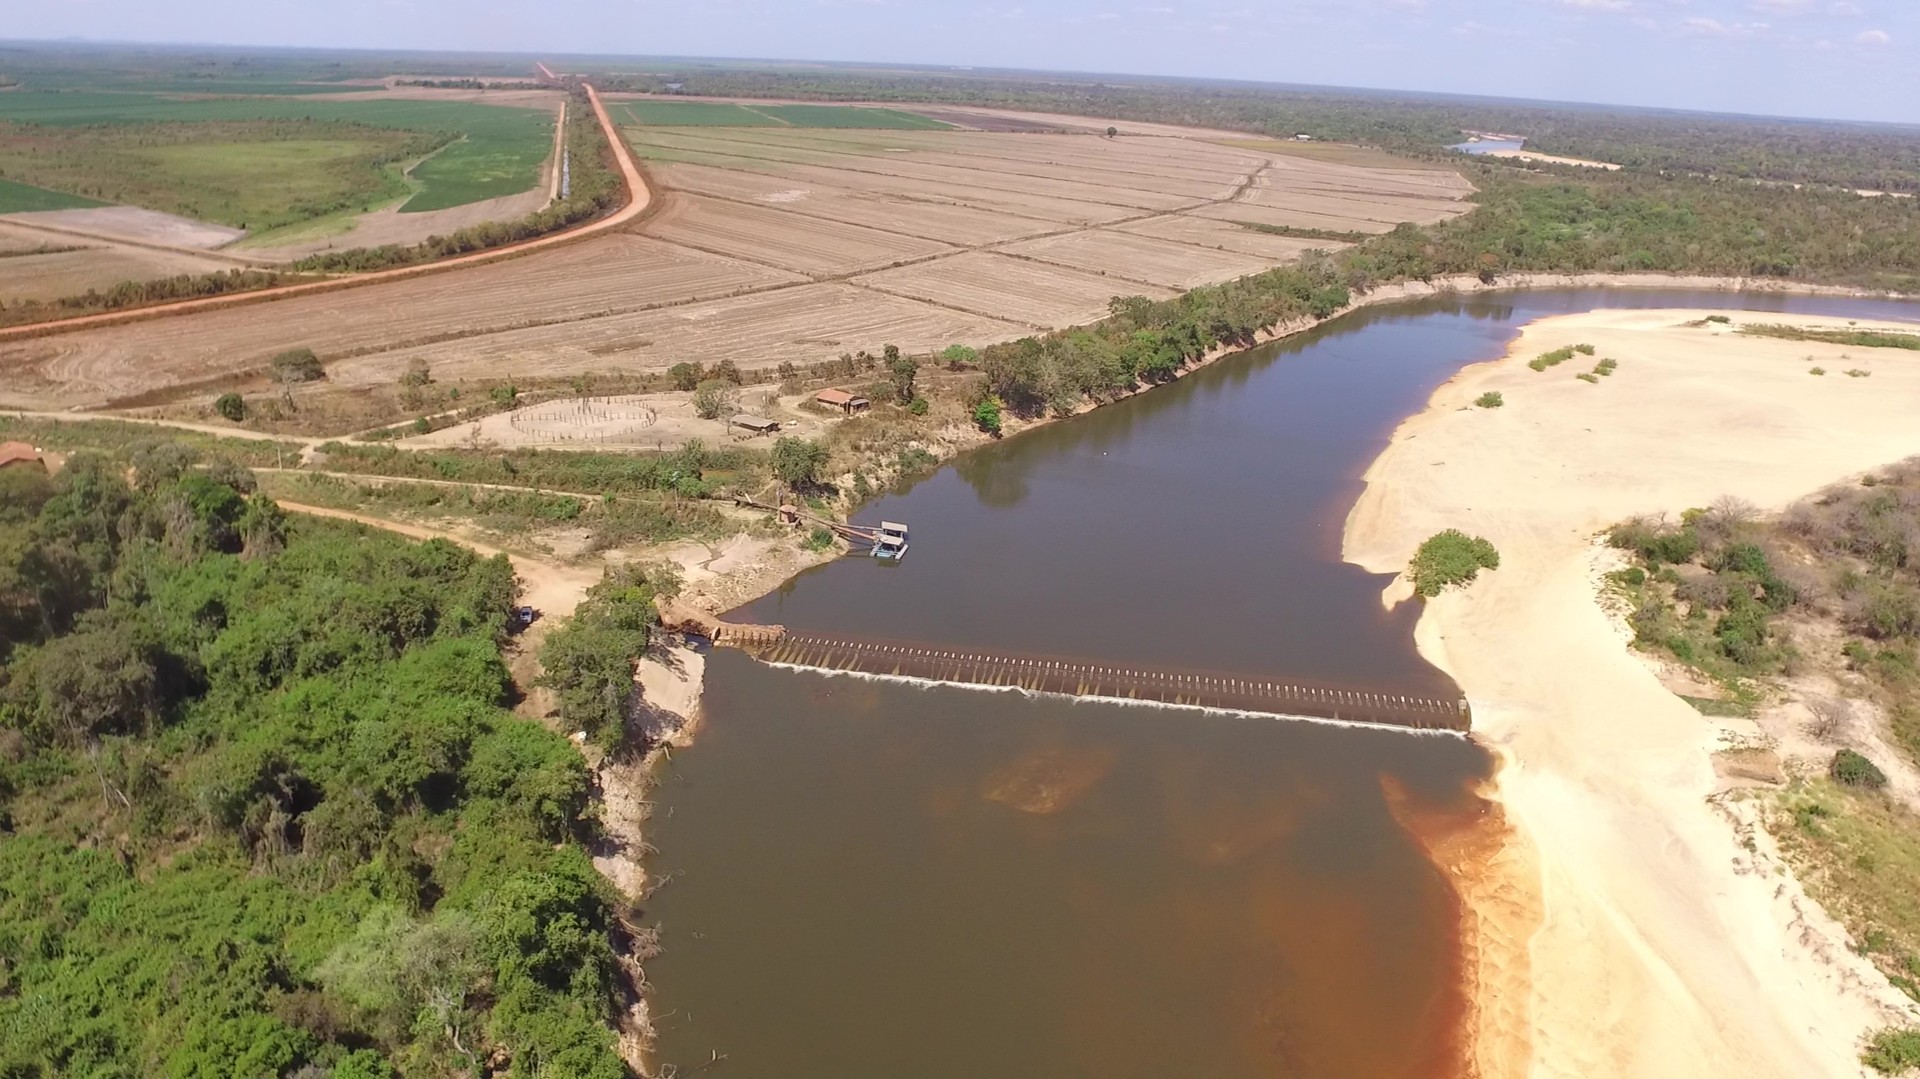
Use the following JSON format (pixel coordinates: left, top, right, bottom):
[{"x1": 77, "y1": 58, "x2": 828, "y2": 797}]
[
  {"x1": 394, "y1": 79, "x2": 547, "y2": 91},
  {"x1": 971, "y1": 159, "x2": 1920, "y2": 421},
  {"x1": 289, "y1": 88, "x2": 621, "y2": 274}
]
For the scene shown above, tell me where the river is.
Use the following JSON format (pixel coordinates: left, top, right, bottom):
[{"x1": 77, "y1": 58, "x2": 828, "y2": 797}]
[{"x1": 644, "y1": 288, "x2": 1920, "y2": 1077}]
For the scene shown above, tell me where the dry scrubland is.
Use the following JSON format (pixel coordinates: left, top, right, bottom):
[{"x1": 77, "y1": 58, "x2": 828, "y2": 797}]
[{"x1": 0, "y1": 109, "x2": 1471, "y2": 410}]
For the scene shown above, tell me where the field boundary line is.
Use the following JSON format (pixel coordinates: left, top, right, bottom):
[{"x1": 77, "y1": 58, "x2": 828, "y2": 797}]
[
  {"x1": 842, "y1": 280, "x2": 1052, "y2": 332},
  {"x1": 0, "y1": 216, "x2": 276, "y2": 268},
  {"x1": 0, "y1": 83, "x2": 650, "y2": 344}
]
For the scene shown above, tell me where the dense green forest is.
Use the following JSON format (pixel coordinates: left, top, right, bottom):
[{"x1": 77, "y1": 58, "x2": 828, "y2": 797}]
[{"x1": 0, "y1": 448, "x2": 634, "y2": 1078}]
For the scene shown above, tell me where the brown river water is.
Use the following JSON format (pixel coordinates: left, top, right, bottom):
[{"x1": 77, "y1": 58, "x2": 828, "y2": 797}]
[{"x1": 644, "y1": 289, "x2": 1920, "y2": 1077}]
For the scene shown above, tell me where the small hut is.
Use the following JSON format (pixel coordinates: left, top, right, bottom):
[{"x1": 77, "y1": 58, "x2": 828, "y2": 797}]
[
  {"x1": 0, "y1": 442, "x2": 46, "y2": 473},
  {"x1": 730, "y1": 414, "x2": 781, "y2": 436},
  {"x1": 814, "y1": 388, "x2": 871, "y2": 415}
]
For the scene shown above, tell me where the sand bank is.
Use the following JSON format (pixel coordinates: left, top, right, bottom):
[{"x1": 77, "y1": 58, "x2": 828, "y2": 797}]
[{"x1": 1345, "y1": 309, "x2": 1920, "y2": 1076}]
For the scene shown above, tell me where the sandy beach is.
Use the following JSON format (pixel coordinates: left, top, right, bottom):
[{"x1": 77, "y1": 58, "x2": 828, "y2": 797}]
[{"x1": 1345, "y1": 309, "x2": 1920, "y2": 1076}]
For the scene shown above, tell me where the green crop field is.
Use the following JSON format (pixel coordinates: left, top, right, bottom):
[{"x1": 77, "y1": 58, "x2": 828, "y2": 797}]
[
  {"x1": 0, "y1": 177, "x2": 106, "y2": 214},
  {"x1": 619, "y1": 100, "x2": 773, "y2": 126},
  {"x1": 753, "y1": 104, "x2": 952, "y2": 129},
  {"x1": 615, "y1": 98, "x2": 952, "y2": 130},
  {"x1": 0, "y1": 93, "x2": 555, "y2": 222}
]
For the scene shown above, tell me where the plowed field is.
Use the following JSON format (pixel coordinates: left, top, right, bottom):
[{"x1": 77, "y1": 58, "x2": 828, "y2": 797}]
[{"x1": 1, "y1": 109, "x2": 1470, "y2": 411}]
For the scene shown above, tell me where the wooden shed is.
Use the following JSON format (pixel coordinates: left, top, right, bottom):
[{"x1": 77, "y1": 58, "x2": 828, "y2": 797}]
[
  {"x1": 730, "y1": 414, "x2": 781, "y2": 435},
  {"x1": 815, "y1": 388, "x2": 871, "y2": 414}
]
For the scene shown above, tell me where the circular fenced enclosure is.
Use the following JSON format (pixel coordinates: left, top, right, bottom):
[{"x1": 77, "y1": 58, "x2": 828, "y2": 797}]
[{"x1": 507, "y1": 396, "x2": 660, "y2": 443}]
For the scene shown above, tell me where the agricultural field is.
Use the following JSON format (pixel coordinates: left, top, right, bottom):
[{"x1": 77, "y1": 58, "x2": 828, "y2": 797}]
[
  {"x1": 0, "y1": 106, "x2": 1472, "y2": 414},
  {"x1": 613, "y1": 99, "x2": 952, "y2": 129},
  {"x1": 0, "y1": 178, "x2": 104, "y2": 214},
  {"x1": 0, "y1": 92, "x2": 559, "y2": 228}
]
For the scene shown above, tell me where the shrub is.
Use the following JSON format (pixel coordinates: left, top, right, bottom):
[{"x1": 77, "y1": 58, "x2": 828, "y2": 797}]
[
  {"x1": 1706, "y1": 314, "x2": 1732, "y2": 324},
  {"x1": 1577, "y1": 372, "x2": 1600, "y2": 384},
  {"x1": 802, "y1": 526, "x2": 835, "y2": 552},
  {"x1": 1410, "y1": 529, "x2": 1501, "y2": 597},
  {"x1": 1528, "y1": 346, "x2": 1577, "y2": 372},
  {"x1": 1574, "y1": 343, "x2": 1597, "y2": 355},
  {"x1": 214, "y1": 393, "x2": 247, "y2": 422},
  {"x1": 1474, "y1": 391, "x2": 1504, "y2": 408},
  {"x1": 1810, "y1": 366, "x2": 1827, "y2": 376},
  {"x1": 941, "y1": 344, "x2": 977, "y2": 370},
  {"x1": 907, "y1": 396, "x2": 930, "y2": 416},
  {"x1": 710, "y1": 358, "x2": 743, "y2": 384},
  {"x1": 1595, "y1": 358, "x2": 1618, "y2": 376},
  {"x1": 1847, "y1": 369, "x2": 1873, "y2": 378},
  {"x1": 1865, "y1": 1027, "x2": 1920, "y2": 1074},
  {"x1": 1832, "y1": 748, "x2": 1889, "y2": 788},
  {"x1": 668, "y1": 362, "x2": 703, "y2": 391},
  {"x1": 399, "y1": 358, "x2": 433, "y2": 388},
  {"x1": 972, "y1": 396, "x2": 1003, "y2": 436},
  {"x1": 269, "y1": 347, "x2": 324, "y2": 383}
]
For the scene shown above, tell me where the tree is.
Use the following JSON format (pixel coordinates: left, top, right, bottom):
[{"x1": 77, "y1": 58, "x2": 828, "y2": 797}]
[
  {"x1": 17, "y1": 625, "x2": 159, "y2": 746},
  {"x1": 214, "y1": 393, "x2": 247, "y2": 422},
  {"x1": 709, "y1": 358, "x2": 743, "y2": 384},
  {"x1": 972, "y1": 396, "x2": 1003, "y2": 437},
  {"x1": 941, "y1": 344, "x2": 977, "y2": 370},
  {"x1": 888, "y1": 354, "x2": 919, "y2": 404},
  {"x1": 269, "y1": 348, "x2": 324, "y2": 385},
  {"x1": 399, "y1": 358, "x2": 434, "y2": 389},
  {"x1": 1106, "y1": 126, "x2": 1118, "y2": 139},
  {"x1": 770, "y1": 437, "x2": 829, "y2": 490},
  {"x1": 692, "y1": 379, "x2": 735, "y2": 420},
  {"x1": 668, "y1": 362, "x2": 703, "y2": 391}
]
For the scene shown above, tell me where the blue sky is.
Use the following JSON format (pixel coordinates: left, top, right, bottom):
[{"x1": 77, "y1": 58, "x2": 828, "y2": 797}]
[{"x1": 16, "y1": 0, "x2": 1916, "y2": 123}]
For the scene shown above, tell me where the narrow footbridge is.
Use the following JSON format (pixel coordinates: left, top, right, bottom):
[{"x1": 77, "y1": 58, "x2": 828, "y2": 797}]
[{"x1": 676, "y1": 614, "x2": 1469, "y2": 732}]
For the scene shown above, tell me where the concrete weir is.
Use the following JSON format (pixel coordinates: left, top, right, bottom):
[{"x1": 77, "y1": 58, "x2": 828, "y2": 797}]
[{"x1": 724, "y1": 629, "x2": 1471, "y2": 732}]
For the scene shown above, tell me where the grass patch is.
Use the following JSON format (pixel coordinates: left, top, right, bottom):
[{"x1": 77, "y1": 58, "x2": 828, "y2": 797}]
[
  {"x1": 1739, "y1": 323, "x2": 1920, "y2": 351},
  {"x1": 1811, "y1": 366, "x2": 1828, "y2": 376},
  {"x1": 1410, "y1": 529, "x2": 1501, "y2": 597},
  {"x1": 0, "y1": 176, "x2": 105, "y2": 213},
  {"x1": 1577, "y1": 372, "x2": 1600, "y2": 384},
  {"x1": 400, "y1": 112, "x2": 554, "y2": 212},
  {"x1": 1770, "y1": 780, "x2": 1920, "y2": 1011},
  {"x1": 1678, "y1": 694, "x2": 1751, "y2": 718},
  {"x1": 1595, "y1": 358, "x2": 1618, "y2": 376},
  {"x1": 1474, "y1": 390, "x2": 1505, "y2": 408},
  {"x1": 0, "y1": 416, "x2": 302, "y2": 467}
]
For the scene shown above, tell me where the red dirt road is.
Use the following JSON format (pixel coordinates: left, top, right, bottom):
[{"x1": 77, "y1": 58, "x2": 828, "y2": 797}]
[{"x1": 0, "y1": 83, "x2": 650, "y2": 343}]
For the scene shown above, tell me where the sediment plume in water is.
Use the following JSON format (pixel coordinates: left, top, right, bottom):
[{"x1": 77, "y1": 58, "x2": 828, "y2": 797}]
[{"x1": 1382, "y1": 769, "x2": 1541, "y2": 1079}]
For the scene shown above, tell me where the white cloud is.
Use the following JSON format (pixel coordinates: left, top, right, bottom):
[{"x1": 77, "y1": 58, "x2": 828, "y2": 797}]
[
  {"x1": 1856, "y1": 27, "x2": 1891, "y2": 44},
  {"x1": 1562, "y1": 0, "x2": 1632, "y2": 9}
]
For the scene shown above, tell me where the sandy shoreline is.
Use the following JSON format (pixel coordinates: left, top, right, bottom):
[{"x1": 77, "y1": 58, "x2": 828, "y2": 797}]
[{"x1": 1343, "y1": 308, "x2": 1920, "y2": 1076}]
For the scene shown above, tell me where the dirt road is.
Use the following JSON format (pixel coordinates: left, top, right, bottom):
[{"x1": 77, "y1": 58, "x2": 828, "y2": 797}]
[
  {"x1": 275, "y1": 500, "x2": 600, "y2": 619},
  {"x1": 0, "y1": 84, "x2": 650, "y2": 343}
]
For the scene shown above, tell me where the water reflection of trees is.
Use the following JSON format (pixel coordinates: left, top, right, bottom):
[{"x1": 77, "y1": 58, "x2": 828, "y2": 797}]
[{"x1": 953, "y1": 443, "x2": 1032, "y2": 508}]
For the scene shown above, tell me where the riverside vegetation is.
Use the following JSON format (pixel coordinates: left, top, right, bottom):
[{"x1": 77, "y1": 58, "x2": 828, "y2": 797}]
[
  {"x1": 1604, "y1": 463, "x2": 1920, "y2": 1070},
  {"x1": 0, "y1": 450, "x2": 637, "y2": 1077}
]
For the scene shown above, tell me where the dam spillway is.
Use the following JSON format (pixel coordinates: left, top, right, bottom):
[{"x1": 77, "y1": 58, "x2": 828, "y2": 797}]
[{"x1": 721, "y1": 629, "x2": 1470, "y2": 732}]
